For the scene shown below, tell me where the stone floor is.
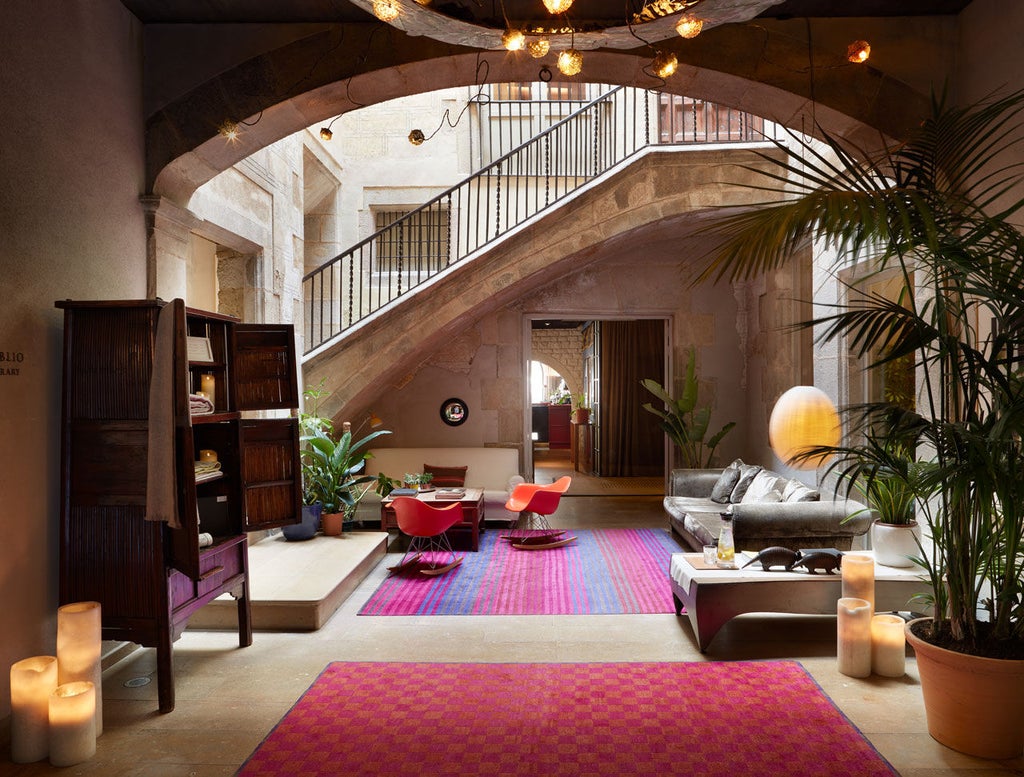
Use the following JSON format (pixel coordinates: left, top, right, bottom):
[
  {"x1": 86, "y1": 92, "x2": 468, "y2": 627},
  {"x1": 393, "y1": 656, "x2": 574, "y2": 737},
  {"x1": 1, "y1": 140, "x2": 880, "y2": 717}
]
[{"x1": 5, "y1": 495, "x2": 1023, "y2": 776}]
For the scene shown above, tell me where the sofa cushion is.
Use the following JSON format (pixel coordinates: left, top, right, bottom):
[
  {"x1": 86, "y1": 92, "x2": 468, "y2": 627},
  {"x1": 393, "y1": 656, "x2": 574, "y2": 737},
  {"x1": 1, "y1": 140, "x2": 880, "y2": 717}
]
[
  {"x1": 424, "y1": 463, "x2": 468, "y2": 487},
  {"x1": 741, "y1": 470, "x2": 783, "y2": 503},
  {"x1": 730, "y1": 464, "x2": 763, "y2": 502},
  {"x1": 709, "y1": 461, "x2": 743, "y2": 503},
  {"x1": 782, "y1": 479, "x2": 821, "y2": 502}
]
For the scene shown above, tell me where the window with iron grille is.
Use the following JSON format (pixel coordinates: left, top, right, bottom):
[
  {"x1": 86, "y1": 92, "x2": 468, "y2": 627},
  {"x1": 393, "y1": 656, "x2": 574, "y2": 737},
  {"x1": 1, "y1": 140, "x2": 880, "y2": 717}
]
[{"x1": 373, "y1": 207, "x2": 451, "y2": 276}]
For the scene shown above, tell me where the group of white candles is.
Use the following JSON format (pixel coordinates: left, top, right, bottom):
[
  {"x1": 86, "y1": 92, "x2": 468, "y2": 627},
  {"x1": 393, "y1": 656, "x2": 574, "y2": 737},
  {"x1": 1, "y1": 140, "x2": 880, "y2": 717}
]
[
  {"x1": 9, "y1": 601, "x2": 103, "y2": 766},
  {"x1": 837, "y1": 554, "x2": 906, "y2": 678}
]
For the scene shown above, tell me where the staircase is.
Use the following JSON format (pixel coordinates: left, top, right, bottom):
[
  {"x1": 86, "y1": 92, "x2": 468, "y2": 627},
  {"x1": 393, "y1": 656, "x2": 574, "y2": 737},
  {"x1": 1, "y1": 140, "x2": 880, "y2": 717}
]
[{"x1": 302, "y1": 86, "x2": 773, "y2": 357}]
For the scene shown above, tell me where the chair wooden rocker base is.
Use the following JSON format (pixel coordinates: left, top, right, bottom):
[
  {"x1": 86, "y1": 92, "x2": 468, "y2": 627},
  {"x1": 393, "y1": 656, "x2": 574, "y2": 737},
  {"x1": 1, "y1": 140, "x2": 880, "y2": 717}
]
[
  {"x1": 501, "y1": 476, "x2": 575, "y2": 550},
  {"x1": 388, "y1": 497, "x2": 465, "y2": 576}
]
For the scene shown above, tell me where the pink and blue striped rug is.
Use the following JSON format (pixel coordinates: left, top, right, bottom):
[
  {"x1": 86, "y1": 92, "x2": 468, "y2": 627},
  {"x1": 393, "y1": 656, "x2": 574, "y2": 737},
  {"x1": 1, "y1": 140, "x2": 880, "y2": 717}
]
[{"x1": 358, "y1": 528, "x2": 679, "y2": 615}]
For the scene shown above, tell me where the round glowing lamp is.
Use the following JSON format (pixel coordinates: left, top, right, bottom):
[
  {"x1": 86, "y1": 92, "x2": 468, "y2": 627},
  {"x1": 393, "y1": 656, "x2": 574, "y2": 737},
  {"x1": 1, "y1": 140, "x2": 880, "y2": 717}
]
[
  {"x1": 847, "y1": 40, "x2": 871, "y2": 63},
  {"x1": 372, "y1": 0, "x2": 400, "y2": 22},
  {"x1": 527, "y1": 39, "x2": 550, "y2": 58},
  {"x1": 542, "y1": 0, "x2": 573, "y2": 13},
  {"x1": 652, "y1": 51, "x2": 678, "y2": 79},
  {"x1": 675, "y1": 15, "x2": 703, "y2": 39},
  {"x1": 768, "y1": 386, "x2": 840, "y2": 469},
  {"x1": 502, "y1": 29, "x2": 525, "y2": 51},
  {"x1": 557, "y1": 48, "x2": 583, "y2": 76}
]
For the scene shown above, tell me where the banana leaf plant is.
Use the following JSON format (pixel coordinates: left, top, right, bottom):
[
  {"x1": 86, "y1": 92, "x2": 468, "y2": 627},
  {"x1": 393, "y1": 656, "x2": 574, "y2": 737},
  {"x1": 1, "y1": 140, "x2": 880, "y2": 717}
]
[{"x1": 641, "y1": 348, "x2": 735, "y2": 468}]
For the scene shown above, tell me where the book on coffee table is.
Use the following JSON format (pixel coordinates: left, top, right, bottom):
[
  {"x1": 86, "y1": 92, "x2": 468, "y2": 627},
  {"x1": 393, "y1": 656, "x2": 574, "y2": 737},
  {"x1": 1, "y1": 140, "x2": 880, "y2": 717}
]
[{"x1": 435, "y1": 488, "x2": 467, "y2": 500}]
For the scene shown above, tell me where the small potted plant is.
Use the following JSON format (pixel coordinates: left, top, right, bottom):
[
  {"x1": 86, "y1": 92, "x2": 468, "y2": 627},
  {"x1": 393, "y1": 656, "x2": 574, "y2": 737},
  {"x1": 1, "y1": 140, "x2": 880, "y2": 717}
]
[
  {"x1": 403, "y1": 472, "x2": 434, "y2": 492},
  {"x1": 572, "y1": 393, "x2": 591, "y2": 424}
]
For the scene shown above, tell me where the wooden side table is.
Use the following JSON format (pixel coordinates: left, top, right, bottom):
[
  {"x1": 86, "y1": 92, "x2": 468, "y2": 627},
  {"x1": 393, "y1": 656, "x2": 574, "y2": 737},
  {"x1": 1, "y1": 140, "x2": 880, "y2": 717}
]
[{"x1": 380, "y1": 488, "x2": 485, "y2": 550}]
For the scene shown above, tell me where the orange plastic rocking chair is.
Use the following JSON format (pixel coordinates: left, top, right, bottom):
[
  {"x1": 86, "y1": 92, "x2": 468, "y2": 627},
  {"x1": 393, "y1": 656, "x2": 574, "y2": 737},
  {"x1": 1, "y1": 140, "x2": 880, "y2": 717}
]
[
  {"x1": 502, "y1": 475, "x2": 575, "y2": 550},
  {"x1": 387, "y1": 496, "x2": 464, "y2": 576}
]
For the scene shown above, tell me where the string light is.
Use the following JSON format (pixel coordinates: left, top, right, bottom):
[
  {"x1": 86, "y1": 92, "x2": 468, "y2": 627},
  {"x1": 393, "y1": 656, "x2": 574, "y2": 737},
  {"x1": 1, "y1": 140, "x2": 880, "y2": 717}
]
[
  {"x1": 652, "y1": 51, "x2": 678, "y2": 78},
  {"x1": 502, "y1": 29, "x2": 526, "y2": 51},
  {"x1": 542, "y1": 0, "x2": 573, "y2": 13},
  {"x1": 557, "y1": 48, "x2": 583, "y2": 76},
  {"x1": 218, "y1": 120, "x2": 241, "y2": 143},
  {"x1": 408, "y1": 129, "x2": 425, "y2": 145},
  {"x1": 372, "y1": 0, "x2": 400, "y2": 22},
  {"x1": 847, "y1": 40, "x2": 871, "y2": 63},
  {"x1": 675, "y1": 15, "x2": 703, "y2": 38},
  {"x1": 527, "y1": 39, "x2": 550, "y2": 58}
]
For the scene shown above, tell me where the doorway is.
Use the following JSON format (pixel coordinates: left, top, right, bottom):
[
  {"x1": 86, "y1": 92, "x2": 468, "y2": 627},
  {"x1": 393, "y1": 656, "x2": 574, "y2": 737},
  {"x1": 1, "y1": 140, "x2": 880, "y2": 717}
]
[{"x1": 528, "y1": 318, "x2": 667, "y2": 495}]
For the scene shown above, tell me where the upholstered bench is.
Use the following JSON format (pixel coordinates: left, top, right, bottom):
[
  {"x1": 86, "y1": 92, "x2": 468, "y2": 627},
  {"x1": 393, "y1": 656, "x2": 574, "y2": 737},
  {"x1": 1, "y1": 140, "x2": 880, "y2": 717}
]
[{"x1": 364, "y1": 447, "x2": 524, "y2": 524}]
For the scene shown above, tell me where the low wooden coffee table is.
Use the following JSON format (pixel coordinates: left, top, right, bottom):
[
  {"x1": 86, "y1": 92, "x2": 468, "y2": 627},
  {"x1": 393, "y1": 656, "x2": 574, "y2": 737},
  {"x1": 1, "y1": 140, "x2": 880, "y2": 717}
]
[
  {"x1": 380, "y1": 488, "x2": 485, "y2": 551},
  {"x1": 670, "y1": 551, "x2": 931, "y2": 652}
]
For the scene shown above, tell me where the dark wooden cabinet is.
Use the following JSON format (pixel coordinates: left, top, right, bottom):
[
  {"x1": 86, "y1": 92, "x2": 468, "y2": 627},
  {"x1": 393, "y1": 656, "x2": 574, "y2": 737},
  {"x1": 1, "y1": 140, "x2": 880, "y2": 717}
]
[
  {"x1": 548, "y1": 404, "x2": 571, "y2": 449},
  {"x1": 56, "y1": 299, "x2": 301, "y2": 713}
]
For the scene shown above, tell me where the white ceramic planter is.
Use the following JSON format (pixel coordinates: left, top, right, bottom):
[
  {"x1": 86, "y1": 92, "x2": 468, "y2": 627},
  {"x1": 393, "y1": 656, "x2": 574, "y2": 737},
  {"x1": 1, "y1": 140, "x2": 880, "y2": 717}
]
[{"x1": 870, "y1": 520, "x2": 921, "y2": 568}]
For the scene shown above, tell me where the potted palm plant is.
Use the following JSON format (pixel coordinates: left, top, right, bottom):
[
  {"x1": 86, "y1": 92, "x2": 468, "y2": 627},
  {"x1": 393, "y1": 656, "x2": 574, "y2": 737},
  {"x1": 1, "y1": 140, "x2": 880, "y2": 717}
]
[{"x1": 698, "y1": 89, "x2": 1024, "y2": 758}]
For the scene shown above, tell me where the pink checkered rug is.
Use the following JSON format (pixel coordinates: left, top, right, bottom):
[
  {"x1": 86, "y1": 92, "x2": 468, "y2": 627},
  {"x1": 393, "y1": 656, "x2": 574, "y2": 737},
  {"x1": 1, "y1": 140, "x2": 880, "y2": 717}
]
[{"x1": 236, "y1": 661, "x2": 896, "y2": 776}]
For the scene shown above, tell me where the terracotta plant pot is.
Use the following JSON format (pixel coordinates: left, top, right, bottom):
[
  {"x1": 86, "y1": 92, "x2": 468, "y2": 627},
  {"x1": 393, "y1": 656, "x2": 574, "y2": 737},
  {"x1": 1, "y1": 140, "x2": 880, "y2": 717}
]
[
  {"x1": 321, "y1": 511, "x2": 345, "y2": 536},
  {"x1": 870, "y1": 520, "x2": 921, "y2": 568},
  {"x1": 905, "y1": 617, "x2": 1024, "y2": 759},
  {"x1": 573, "y1": 408, "x2": 590, "y2": 424}
]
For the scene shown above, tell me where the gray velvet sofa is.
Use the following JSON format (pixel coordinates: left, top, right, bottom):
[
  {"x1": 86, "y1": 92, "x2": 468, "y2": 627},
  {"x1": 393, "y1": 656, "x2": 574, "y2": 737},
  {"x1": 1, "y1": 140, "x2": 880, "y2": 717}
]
[{"x1": 664, "y1": 466, "x2": 874, "y2": 553}]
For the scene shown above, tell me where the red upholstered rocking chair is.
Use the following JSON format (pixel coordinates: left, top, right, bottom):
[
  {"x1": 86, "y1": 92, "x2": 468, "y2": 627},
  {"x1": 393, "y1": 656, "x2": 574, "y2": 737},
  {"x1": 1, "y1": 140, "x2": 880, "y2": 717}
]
[
  {"x1": 387, "y1": 497, "x2": 464, "y2": 576},
  {"x1": 502, "y1": 475, "x2": 575, "y2": 549}
]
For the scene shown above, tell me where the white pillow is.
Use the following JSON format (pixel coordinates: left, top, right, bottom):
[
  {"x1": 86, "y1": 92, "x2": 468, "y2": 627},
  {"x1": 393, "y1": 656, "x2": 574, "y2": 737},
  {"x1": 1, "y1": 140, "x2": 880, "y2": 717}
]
[
  {"x1": 741, "y1": 471, "x2": 782, "y2": 503},
  {"x1": 782, "y1": 479, "x2": 820, "y2": 502}
]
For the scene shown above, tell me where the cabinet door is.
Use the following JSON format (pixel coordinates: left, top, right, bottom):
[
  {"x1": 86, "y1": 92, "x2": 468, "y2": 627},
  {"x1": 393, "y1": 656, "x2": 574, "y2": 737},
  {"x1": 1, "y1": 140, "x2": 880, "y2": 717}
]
[
  {"x1": 231, "y1": 324, "x2": 298, "y2": 412},
  {"x1": 240, "y1": 418, "x2": 301, "y2": 531}
]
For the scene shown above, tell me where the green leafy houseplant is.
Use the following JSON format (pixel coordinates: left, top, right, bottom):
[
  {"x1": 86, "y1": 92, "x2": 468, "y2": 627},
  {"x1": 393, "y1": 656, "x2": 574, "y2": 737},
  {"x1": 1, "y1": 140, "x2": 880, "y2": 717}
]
[
  {"x1": 697, "y1": 89, "x2": 1024, "y2": 661},
  {"x1": 641, "y1": 348, "x2": 735, "y2": 468},
  {"x1": 299, "y1": 381, "x2": 391, "y2": 516}
]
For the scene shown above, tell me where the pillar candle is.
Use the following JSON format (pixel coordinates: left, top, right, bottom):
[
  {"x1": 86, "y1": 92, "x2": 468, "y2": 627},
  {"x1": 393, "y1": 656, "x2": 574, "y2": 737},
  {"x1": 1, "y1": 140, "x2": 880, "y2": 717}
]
[
  {"x1": 10, "y1": 655, "x2": 58, "y2": 763},
  {"x1": 837, "y1": 597, "x2": 872, "y2": 677},
  {"x1": 57, "y1": 601, "x2": 102, "y2": 735},
  {"x1": 48, "y1": 681, "x2": 96, "y2": 767},
  {"x1": 841, "y1": 553, "x2": 875, "y2": 614},
  {"x1": 200, "y1": 373, "x2": 215, "y2": 402},
  {"x1": 871, "y1": 614, "x2": 907, "y2": 677}
]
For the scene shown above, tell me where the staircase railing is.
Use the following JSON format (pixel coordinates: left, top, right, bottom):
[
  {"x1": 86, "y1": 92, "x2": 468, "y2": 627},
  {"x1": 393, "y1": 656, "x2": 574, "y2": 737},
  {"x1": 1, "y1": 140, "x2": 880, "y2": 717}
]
[{"x1": 303, "y1": 87, "x2": 774, "y2": 354}]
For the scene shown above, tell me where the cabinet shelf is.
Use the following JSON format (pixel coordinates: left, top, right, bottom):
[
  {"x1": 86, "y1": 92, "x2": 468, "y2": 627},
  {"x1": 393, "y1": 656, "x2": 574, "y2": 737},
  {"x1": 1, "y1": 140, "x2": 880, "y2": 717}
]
[{"x1": 56, "y1": 299, "x2": 300, "y2": 715}]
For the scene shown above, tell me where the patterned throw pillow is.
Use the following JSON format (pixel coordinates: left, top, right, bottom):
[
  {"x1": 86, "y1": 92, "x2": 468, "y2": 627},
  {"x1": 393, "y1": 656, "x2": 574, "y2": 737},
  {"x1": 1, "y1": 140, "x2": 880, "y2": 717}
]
[
  {"x1": 729, "y1": 464, "x2": 763, "y2": 502},
  {"x1": 423, "y1": 464, "x2": 468, "y2": 487},
  {"x1": 710, "y1": 460, "x2": 743, "y2": 503}
]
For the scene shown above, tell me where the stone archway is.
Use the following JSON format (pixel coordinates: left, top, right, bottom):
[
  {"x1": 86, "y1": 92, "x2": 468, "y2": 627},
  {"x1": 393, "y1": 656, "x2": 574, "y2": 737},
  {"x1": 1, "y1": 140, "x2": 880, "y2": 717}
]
[{"x1": 148, "y1": 22, "x2": 933, "y2": 208}]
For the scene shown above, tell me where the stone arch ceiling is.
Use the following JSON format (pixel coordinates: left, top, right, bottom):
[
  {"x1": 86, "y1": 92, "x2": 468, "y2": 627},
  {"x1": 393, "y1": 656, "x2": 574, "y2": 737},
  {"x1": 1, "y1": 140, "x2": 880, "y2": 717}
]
[{"x1": 149, "y1": 20, "x2": 934, "y2": 204}]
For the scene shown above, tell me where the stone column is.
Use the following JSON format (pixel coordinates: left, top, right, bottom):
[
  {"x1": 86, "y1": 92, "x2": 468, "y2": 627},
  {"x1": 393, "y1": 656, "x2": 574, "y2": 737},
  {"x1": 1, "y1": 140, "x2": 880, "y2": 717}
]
[{"x1": 141, "y1": 195, "x2": 200, "y2": 301}]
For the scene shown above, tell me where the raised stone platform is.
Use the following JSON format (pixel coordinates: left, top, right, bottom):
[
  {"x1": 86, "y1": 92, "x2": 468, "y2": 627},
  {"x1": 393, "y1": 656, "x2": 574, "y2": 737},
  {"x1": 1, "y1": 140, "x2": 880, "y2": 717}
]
[{"x1": 187, "y1": 530, "x2": 388, "y2": 632}]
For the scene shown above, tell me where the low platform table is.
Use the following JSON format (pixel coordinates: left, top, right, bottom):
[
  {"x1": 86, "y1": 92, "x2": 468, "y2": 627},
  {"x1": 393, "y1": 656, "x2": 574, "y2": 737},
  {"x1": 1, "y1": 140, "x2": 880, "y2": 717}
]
[{"x1": 670, "y1": 551, "x2": 930, "y2": 652}]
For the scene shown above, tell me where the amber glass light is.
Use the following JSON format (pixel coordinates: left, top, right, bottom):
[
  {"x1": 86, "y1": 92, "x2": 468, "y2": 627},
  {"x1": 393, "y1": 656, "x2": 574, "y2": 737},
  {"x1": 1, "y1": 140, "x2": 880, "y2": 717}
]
[{"x1": 557, "y1": 48, "x2": 583, "y2": 76}]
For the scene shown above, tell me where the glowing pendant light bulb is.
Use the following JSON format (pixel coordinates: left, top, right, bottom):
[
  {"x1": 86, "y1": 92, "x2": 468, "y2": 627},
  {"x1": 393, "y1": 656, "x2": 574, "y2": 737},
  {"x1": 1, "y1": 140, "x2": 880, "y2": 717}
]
[
  {"x1": 543, "y1": 0, "x2": 573, "y2": 14},
  {"x1": 527, "y1": 39, "x2": 550, "y2": 58},
  {"x1": 675, "y1": 15, "x2": 703, "y2": 39},
  {"x1": 502, "y1": 29, "x2": 526, "y2": 51},
  {"x1": 372, "y1": 0, "x2": 400, "y2": 22},
  {"x1": 557, "y1": 48, "x2": 583, "y2": 76},
  {"x1": 847, "y1": 40, "x2": 871, "y2": 63},
  {"x1": 652, "y1": 51, "x2": 678, "y2": 79}
]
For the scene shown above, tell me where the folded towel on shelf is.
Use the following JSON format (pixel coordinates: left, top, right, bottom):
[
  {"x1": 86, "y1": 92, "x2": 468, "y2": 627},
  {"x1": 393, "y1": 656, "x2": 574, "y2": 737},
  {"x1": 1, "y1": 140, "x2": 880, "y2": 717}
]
[
  {"x1": 190, "y1": 393, "x2": 214, "y2": 415},
  {"x1": 194, "y1": 460, "x2": 222, "y2": 483},
  {"x1": 198, "y1": 532, "x2": 213, "y2": 548}
]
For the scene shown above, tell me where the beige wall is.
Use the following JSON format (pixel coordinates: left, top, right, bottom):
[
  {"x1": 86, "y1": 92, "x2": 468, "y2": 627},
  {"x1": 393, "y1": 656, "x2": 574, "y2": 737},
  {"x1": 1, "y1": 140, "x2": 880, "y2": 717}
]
[{"x1": 0, "y1": 0, "x2": 148, "y2": 718}]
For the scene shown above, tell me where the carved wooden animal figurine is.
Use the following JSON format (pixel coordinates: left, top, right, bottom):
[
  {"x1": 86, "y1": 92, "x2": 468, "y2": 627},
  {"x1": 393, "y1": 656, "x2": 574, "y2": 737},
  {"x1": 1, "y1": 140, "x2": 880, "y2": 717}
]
[
  {"x1": 741, "y1": 546, "x2": 799, "y2": 571},
  {"x1": 787, "y1": 551, "x2": 843, "y2": 575}
]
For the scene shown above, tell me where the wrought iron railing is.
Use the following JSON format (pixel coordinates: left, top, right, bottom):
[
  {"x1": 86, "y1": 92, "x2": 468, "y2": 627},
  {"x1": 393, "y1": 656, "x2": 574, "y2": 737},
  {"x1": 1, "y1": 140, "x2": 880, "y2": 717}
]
[{"x1": 303, "y1": 87, "x2": 775, "y2": 354}]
